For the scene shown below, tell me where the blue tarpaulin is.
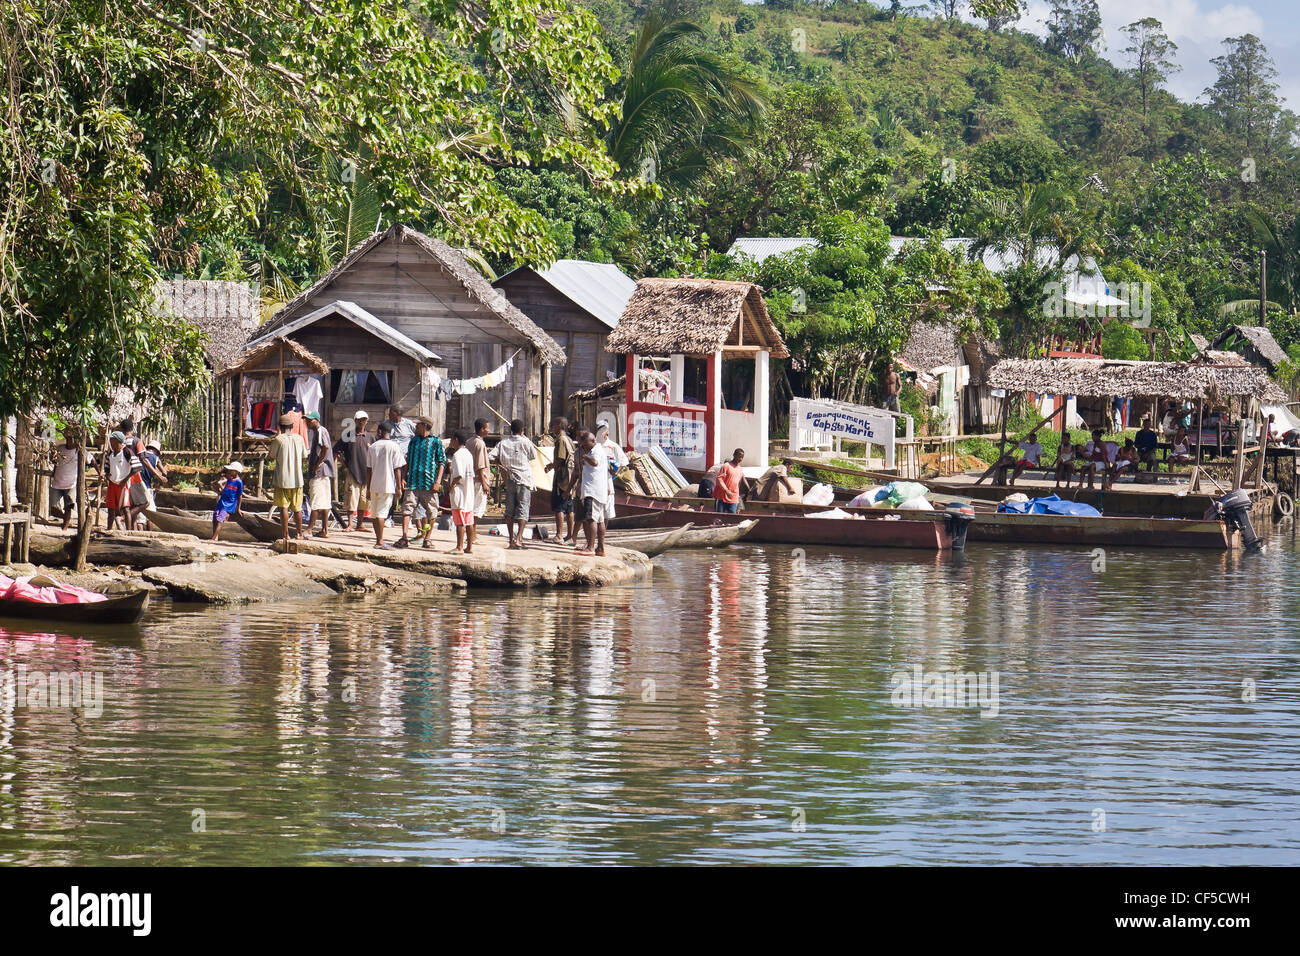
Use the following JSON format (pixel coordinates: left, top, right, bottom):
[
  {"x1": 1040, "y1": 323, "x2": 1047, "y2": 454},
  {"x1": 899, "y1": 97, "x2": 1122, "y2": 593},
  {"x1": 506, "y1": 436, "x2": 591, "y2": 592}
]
[{"x1": 997, "y1": 494, "x2": 1102, "y2": 517}]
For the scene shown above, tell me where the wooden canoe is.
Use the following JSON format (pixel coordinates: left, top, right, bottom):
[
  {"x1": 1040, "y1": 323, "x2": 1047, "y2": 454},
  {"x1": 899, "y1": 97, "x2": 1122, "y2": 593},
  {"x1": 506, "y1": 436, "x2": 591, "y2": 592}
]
[
  {"x1": 233, "y1": 510, "x2": 303, "y2": 542},
  {"x1": 154, "y1": 488, "x2": 272, "y2": 513},
  {"x1": 0, "y1": 588, "x2": 149, "y2": 624},
  {"x1": 144, "y1": 508, "x2": 258, "y2": 544},
  {"x1": 961, "y1": 510, "x2": 1237, "y2": 549},
  {"x1": 605, "y1": 523, "x2": 692, "y2": 557},
  {"x1": 615, "y1": 493, "x2": 955, "y2": 550},
  {"x1": 619, "y1": 490, "x2": 1237, "y2": 551},
  {"x1": 609, "y1": 518, "x2": 757, "y2": 549}
]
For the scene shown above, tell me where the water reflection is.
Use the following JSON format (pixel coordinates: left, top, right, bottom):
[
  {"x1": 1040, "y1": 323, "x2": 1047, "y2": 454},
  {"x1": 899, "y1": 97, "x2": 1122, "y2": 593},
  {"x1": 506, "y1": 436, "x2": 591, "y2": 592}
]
[{"x1": 0, "y1": 526, "x2": 1297, "y2": 864}]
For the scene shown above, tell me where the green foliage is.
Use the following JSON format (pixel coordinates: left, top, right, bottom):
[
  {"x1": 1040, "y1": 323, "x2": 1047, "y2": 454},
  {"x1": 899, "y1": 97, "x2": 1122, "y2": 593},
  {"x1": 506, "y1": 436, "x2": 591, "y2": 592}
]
[
  {"x1": 2, "y1": 0, "x2": 633, "y2": 418},
  {"x1": 1100, "y1": 320, "x2": 1149, "y2": 360},
  {"x1": 607, "y1": 15, "x2": 765, "y2": 187}
]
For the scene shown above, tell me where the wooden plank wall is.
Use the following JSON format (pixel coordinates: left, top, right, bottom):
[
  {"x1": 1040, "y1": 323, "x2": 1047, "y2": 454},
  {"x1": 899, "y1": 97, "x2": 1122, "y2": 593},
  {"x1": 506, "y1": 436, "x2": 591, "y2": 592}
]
[
  {"x1": 493, "y1": 271, "x2": 619, "y2": 406},
  {"x1": 289, "y1": 318, "x2": 426, "y2": 438},
  {"x1": 285, "y1": 237, "x2": 559, "y2": 434}
]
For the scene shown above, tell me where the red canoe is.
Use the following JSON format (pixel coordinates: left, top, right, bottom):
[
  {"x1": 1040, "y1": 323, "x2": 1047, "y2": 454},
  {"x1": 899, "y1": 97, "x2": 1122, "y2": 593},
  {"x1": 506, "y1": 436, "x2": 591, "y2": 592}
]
[{"x1": 615, "y1": 492, "x2": 956, "y2": 550}]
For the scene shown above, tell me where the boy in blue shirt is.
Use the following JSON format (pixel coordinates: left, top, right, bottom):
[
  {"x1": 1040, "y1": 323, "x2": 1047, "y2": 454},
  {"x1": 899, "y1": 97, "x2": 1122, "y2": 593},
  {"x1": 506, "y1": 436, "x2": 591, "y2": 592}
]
[{"x1": 211, "y1": 461, "x2": 245, "y2": 541}]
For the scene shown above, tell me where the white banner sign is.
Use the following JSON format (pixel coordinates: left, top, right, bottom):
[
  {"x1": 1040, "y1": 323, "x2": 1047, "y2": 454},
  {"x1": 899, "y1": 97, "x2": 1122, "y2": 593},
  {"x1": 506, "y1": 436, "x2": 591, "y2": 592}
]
[
  {"x1": 789, "y1": 398, "x2": 899, "y2": 467},
  {"x1": 630, "y1": 411, "x2": 707, "y2": 467}
]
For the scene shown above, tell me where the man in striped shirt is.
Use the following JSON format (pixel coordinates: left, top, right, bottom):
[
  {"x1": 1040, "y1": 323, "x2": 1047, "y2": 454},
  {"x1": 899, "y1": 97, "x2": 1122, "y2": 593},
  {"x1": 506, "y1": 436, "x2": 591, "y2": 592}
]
[{"x1": 396, "y1": 417, "x2": 446, "y2": 549}]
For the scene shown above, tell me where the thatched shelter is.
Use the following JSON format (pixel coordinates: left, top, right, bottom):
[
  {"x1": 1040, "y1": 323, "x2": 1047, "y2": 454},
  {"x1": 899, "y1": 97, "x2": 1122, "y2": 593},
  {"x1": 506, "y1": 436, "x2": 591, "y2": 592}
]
[
  {"x1": 606, "y1": 278, "x2": 789, "y2": 359},
  {"x1": 604, "y1": 278, "x2": 786, "y2": 471},
  {"x1": 986, "y1": 358, "x2": 1286, "y2": 403},
  {"x1": 219, "y1": 336, "x2": 328, "y2": 380},
  {"x1": 1210, "y1": 325, "x2": 1288, "y2": 372},
  {"x1": 159, "y1": 279, "x2": 259, "y2": 370}
]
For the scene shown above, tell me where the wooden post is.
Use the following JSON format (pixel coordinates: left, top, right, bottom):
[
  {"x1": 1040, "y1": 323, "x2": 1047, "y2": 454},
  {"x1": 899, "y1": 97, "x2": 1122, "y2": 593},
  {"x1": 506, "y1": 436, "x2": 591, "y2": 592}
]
[
  {"x1": 95, "y1": 428, "x2": 107, "y2": 529},
  {"x1": 73, "y1": 435, "x2": 90, "y2": 571},
  {"x1": 1194, "y1": 399, "x2": 1204, "y2": 467},
  {"x1": 1253, "y1": 425, "x2": 1271, "y2": 488},
  {"x1": 1233, "y1": 419, "x2": 1247, "y2": 490}
]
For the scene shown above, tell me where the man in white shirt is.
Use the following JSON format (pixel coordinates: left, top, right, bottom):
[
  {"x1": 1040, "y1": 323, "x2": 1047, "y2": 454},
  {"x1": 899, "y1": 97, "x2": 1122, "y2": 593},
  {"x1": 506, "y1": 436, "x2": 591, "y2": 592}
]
[
  {"x1": 594, "y1": 418, "x2": 627, "y2": 518},
  {"x1": 49, "y1": 431, "x2": 81, "y2": 530},
  {"x1": 488, "y1": 418, "x2": 537, "y2": 549},
  {"x1": 386, "y1": 404, "x2": 415, "y2": 457},
  {"x1": 447, "y1": 429, "x2": 477, "y2": 554},
  {"x1": 366, "y1": 419, "x2": 406, "y2": 548},
  {"x1": 1007, "y1": 432, "x2": 1043, "y2": 487},
  {"x1": 571, "y1": 429, "x2": 610, "y2": 556}
]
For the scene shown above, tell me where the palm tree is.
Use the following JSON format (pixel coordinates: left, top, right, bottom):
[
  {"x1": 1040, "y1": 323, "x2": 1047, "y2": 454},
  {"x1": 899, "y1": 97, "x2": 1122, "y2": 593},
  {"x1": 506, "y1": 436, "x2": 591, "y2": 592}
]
[
  {"x1": 971, "y1": 182, "x2": 1102, "y2": 354},
  {"x1": 607, "y1": 15, "x2": 764, "y2": 188},
  {"x1": 1243, "y1": 207, "x2": 1300, "y2": 312}
]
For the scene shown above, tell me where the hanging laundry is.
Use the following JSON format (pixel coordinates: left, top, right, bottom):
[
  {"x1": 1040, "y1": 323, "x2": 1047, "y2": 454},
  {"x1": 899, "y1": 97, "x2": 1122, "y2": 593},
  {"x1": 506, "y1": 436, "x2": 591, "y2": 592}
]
[{"x1": 293, "y1": 374, "x2": 324, "y2": 417}]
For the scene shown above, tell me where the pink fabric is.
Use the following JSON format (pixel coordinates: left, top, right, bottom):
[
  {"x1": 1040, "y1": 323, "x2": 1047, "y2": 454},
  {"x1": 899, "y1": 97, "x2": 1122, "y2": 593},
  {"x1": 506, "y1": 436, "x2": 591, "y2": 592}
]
[{"x1": 0, "y1": 574, "x2": 107, "y2": 605}]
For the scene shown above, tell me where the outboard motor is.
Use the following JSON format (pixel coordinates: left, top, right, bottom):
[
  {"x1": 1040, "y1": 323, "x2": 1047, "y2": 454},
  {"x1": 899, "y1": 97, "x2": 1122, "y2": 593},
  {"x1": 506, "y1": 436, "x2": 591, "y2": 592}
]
[
  {"x1": 944, "y1": 501, "x2": 976, "y2": 550},
  {"x1": 1216, "y1": 488, "x2": 1263, "y2": 553}
]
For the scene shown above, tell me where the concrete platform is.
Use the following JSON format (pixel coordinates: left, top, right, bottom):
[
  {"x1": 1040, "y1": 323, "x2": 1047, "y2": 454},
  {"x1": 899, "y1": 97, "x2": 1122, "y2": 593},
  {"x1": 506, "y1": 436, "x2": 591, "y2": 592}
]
[{"x1": 274, "y1": 525, "x2": 652, "y2": 588}]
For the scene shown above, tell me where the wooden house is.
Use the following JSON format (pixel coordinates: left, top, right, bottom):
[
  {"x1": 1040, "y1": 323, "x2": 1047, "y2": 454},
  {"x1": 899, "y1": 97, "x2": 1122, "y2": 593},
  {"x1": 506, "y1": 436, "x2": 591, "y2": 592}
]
[
  {"x1": 249, "y1": 224, "x2": 566, "y2": 438},
  {"x1": 493, "y1": 259, "x2": 634, "y2": 413}
]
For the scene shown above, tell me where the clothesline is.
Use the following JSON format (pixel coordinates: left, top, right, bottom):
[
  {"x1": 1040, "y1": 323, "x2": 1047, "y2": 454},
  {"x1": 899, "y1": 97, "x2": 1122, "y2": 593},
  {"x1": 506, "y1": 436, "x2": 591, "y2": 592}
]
[{"x1": 430, "y1": 349, "x2": 521, "y2": 398}]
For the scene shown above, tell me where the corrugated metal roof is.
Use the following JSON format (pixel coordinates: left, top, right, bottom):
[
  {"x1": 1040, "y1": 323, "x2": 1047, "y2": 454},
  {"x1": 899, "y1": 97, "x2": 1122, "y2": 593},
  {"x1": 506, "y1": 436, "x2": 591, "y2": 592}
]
[
  {"x1": 247, "y1": 299, "x2": 441, "y2": 366},
  {"x1": 514, "y1": 260, "x2": 637, "y2": 329},
  {"x1": 727, "y1": 237, "x2": 819, "y2": 264},
  {"x1": 730, "y1": 235, "x2": 1115, "y2": 303}
]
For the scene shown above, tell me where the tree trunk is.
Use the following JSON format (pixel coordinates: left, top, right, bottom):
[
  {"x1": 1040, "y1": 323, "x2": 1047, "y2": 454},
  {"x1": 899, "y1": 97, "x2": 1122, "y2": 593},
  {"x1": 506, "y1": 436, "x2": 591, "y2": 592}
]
[{"x1": 73, "y1": 444, "x2": 90, "y2": 570}]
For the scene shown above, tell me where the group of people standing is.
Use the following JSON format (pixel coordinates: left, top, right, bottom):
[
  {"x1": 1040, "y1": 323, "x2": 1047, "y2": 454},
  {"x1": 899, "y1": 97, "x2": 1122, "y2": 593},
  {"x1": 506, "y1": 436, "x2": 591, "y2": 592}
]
[
  {"x1": 211, "y1": 404, "x2": 630, "y2": 559},
  {"x1": 544, "y1": 416, "x2": 627, "y2": 556},
  {"x1": 43, "y1": 419, "x2": 169, "y2": 532}
]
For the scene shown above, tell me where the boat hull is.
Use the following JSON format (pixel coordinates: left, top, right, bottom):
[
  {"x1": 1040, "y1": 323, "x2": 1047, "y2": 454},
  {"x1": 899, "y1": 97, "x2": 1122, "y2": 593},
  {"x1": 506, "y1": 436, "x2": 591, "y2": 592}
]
[
  {"x1": 966, "y1": 512, "x2": 1237, "y2": 549},
  {"x1": 145, "y1": 509, "x2": 258, "y2": 544},
  {"x1": 615, "y1": 494, "x2": 953, "y2": 550},
  {"x1": 616, "y1": 492, "x2": 1236, "y2": 550},
  {"x1": 0, "y1": 589, "x2": 149, "y2": 624}
]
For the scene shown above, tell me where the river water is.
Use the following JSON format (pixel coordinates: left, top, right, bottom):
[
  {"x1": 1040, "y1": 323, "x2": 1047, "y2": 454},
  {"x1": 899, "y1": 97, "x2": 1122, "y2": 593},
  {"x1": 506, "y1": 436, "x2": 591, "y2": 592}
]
[{"x1": 2, "y1": 526, "x2": 1299, "y2": 865}]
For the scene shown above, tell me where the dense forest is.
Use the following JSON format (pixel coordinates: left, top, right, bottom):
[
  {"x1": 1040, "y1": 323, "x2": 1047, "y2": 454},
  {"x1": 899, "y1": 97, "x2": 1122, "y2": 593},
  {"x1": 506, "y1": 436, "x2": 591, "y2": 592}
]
[{"x1": 5, "y1": 0, "x2": 1300, "y2": 416}]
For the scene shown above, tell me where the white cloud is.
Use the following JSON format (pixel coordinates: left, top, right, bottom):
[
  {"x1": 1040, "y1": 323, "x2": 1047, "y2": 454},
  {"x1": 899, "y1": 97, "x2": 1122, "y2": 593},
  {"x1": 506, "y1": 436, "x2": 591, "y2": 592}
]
[{"x1": 1017, "y1": 1, "x2": 1286, "y2": 107}]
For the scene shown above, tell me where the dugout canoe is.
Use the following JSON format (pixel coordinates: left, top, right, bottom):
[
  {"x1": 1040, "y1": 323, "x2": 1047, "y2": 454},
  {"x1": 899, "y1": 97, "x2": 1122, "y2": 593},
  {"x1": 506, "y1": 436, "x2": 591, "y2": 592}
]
[
  {"x1": 153, "y1": 488, "x2": 272, "y2": 514},
  {"x1": 233, "y1": 510, "x2": 303, "y2": 542},
  {"x1": 608, "y1": 518, "x2": 757, "y2": 549},
  {"x1": 616, "y1": 491, "x2": 1236, "y2": 550},
  {"x1": 603, "y1": 523, "x2": 691, "y2": 557},
  {"x1": 0, "y1": 588, "x2": 149, "y2": 625},
  {"x1": 144, "y1": 509, "x2": 258, "y2": 544}
]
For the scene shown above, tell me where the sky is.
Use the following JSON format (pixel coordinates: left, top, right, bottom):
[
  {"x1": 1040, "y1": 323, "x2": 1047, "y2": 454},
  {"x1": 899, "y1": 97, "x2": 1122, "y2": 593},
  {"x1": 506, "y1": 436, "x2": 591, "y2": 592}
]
[{"x1": 1016, "y1": 1, "x2": 1300, "y2": 110}]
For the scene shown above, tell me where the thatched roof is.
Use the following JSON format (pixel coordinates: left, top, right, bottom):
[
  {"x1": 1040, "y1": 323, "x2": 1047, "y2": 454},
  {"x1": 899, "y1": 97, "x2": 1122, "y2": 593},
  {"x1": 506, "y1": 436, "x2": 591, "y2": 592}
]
[
  {"x1": 218, "y1": 336, "x2": 329, "y2": 379},
  {"x1": 987, "y1": 358, "x2": 1285, "y2": 402},
  {"x1": 259, "y1": 224, "x2": 566, "y2": 365},
  {"x1": 606, "y1": 278, "x2": 788, "y2": 358},
  {"x1": 1202, "y1": 349, "x2": 1247, "y2": 366},
  {"x1": 1211, "y1": 324, "x2": 1288, "y2": 370},
  {"x1": 159, "y1": 279, "x2": 258, "y2": 369},
  {"x1": 963, "y1": 336, "x2": 1001, "y2": 384},
  {"x1": 897, "y1": 321, "x2": 961, "y2": 374}
]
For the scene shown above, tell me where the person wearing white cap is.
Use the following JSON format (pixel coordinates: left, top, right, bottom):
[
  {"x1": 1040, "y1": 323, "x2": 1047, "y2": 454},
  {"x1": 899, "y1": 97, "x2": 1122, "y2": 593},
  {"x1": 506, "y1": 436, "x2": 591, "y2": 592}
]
[
  {"x1": 210, "y1": 461, "x2": 245, "y2": 541},
  {"x1": 594, "y1": 418, "x2": 627, "y2": 519},
  {"x1": 335, "y1": 410, "x2": 371, "y2": 531}
]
